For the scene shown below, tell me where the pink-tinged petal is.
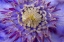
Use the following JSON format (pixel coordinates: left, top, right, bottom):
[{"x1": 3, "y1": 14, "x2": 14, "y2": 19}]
[
  {"x1": 52, "y1": 8, "x2": 61, "y2": 13},
  {"x1": 50, "y1": 6, "x2": 55, "y2": 9},
  {"x1": 42, "y1": 35, "x2": 44, "y2": 42},
  {"x1": 9, "y1": 31, "x2": 17, "y2": 38},
  {"x1": 24, "y1": 38, "x2": 27, "y2": 42},
  {"x1": 13, "y1": 31, "x2": 21, "y2": 42},
  {"x1": 49, "y1": 26, "x2": 57, "y2": 34},
  {"x1": 4, "y1": 29, "x2": 13, "y2": 34},
  {"x1": 0, "y1": 11, "x2": 8, "y2": 14},
  {"x1": 57, "y1": 0, "x2": 64, "y2": 3},
  {"x1": 46, "y1": 37, "x2": 52, "y2": 42},
  {"x1": 13, "y1": 0, "x2": 18, "y2": 4},
  {"x1": 47, "y1": 2, "x2": 51, "y2": 6},
  {"x1": 4, "y1": 0, "x2": 12, "y2": 3},
  {"x1": 33, "y1": 37, "x2": 38, "y2": 42},
  {"x1": 9, "y1": 8, "x2": 15, "y2": 11},
  {"x1": 13, "y1": 35, "x2": 20, "y2": 42},
  {"x1": 37, "y1": 35, "x2": 42, "y2": 42}
]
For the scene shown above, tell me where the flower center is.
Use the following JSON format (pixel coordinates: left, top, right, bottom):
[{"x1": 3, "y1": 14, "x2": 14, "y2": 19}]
[
  {"x1": 22, "y1": 7, "x2": 42, "y2": 28},
  {"x1": 28, "y1": 14, "x2": 35, "y2": 21}
]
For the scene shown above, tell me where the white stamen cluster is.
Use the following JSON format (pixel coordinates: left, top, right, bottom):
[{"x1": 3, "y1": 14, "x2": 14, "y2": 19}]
[{"x1": 18, "y1": 5, "x2": 48, "y2": 33}]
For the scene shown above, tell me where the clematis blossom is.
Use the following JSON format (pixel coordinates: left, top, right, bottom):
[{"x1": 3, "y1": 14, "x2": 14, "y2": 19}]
[{"x1": 0, "y1": 0, "x2": 61, "y2": 42}]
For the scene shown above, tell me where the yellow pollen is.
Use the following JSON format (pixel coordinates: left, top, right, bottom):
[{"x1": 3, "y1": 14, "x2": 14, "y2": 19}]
[
  {"x1": 28, "y1": 14, "x2": 36, "y2": 21},
  {"x1": 20, "y1": 7, "x2": 42, "y2": 28}
]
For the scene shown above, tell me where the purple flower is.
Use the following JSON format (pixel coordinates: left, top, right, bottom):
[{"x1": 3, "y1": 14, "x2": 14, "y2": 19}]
[{"x1": 0, "y1": 0, "x2": 61, "y2": 42}]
